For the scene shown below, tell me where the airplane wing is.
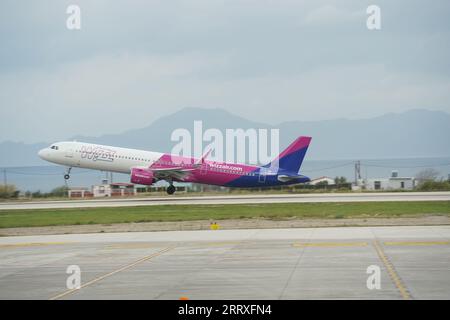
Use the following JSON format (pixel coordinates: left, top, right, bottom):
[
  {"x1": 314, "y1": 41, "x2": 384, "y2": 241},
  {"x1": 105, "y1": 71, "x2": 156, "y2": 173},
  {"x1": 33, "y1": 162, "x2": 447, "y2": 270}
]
[{"x1": 150, "y1": 166, "x2": 196, "y2": 181}]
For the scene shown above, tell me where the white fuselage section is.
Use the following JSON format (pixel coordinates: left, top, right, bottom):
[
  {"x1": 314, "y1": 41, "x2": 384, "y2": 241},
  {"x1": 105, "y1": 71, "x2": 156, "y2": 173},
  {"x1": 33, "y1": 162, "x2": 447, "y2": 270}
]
[{"x1": 38, "y1": 141, "x2": 163, "y2": 174}]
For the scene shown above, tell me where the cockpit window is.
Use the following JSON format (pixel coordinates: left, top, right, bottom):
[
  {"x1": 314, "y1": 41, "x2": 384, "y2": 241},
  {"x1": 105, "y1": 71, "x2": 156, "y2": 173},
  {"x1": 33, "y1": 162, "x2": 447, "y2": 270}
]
[{"x1": 50, "y1": 145, "x2": 59, "y2": 150}]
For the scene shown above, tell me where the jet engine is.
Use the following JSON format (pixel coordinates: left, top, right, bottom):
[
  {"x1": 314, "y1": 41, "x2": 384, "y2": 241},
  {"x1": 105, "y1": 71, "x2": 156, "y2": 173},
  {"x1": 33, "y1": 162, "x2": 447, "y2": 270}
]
[{"x1": 130, "y1": 167, "x2": 156, "y2": 185}]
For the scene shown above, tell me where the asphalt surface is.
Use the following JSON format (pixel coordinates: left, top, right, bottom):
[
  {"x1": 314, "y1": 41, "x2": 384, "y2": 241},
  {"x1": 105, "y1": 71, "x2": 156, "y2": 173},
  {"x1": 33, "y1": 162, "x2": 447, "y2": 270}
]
[
  {"x1": 0, "y1": 226, "x2": 449, "y2": 299},
  {"x1": 1, "y1": 192, "x2": 449, "y2": 210}
]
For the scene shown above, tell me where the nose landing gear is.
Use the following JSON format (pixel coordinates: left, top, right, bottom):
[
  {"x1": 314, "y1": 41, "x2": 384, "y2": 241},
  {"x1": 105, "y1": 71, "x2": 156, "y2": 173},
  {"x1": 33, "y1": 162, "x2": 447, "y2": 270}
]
[{"x1": 64, "y1": 167, "x2": 72, "y2": 180}]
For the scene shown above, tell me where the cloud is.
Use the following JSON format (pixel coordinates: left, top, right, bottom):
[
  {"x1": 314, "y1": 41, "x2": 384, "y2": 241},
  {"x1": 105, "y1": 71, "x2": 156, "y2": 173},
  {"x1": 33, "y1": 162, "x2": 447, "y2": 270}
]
[
  {"x1": 0, "y1": 52, "x2": 233, "y2": 142},
  {"x1": 1, "y1": 49, "x2": 450, "y2": 143},
  {"x1": 0, "y1": 0, "x2": 450, "y2": 142}
]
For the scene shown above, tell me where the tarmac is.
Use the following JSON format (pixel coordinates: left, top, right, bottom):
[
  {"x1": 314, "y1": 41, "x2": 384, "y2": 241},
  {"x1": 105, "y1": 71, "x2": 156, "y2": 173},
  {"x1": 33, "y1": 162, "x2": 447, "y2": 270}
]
[
  {"x1": 1, "y1": 191, "x2": 449, "y2": 210},
  {"x1": 0, "y1": 225, "x2": 449, "y2": 299}
]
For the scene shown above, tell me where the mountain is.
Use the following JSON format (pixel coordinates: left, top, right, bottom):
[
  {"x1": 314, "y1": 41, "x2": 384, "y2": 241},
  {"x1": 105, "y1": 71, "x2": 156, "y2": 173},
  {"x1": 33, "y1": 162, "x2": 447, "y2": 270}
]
[
  {"x1": 280, "y1": 109, "x2": 450, "y2": 160},
  {"x1": 1, "y1": 108, "x2": 450, "y2": 167},
  {"x1": 70, "y1": 107, "x2": 268, "y2": 150}
]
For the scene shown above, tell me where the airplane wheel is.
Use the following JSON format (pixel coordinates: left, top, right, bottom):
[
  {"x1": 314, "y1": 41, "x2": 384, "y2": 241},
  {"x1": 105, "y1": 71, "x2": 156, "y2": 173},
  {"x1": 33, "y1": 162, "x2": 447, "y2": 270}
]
[
  {"x1": 64, "y1": 174, "x2": 70, "y2": 180},
  {"x1": 167, "y1": 185, "x2": 175, "y2": 195}
]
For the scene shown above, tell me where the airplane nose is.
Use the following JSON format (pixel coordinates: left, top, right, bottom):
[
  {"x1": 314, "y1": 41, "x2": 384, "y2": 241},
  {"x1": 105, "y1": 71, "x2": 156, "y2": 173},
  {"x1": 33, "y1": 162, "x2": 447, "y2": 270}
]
[{"x1": 38, "y1": 149, "x2": 47, "y2": 160}]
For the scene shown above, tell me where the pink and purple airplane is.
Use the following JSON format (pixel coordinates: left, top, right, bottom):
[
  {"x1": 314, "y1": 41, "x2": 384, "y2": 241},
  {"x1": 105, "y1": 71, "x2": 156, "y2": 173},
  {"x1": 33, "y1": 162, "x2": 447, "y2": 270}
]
[{"x1": 38, "y1": 136, "x2": 312, "y2": 194}]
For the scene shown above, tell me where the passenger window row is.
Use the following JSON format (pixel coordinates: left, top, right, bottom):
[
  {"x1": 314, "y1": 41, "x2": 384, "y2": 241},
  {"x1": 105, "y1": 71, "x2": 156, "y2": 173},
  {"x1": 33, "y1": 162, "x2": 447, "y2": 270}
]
[{"x1": 75, "y1": 149, "x2": 151, "y2": 162}]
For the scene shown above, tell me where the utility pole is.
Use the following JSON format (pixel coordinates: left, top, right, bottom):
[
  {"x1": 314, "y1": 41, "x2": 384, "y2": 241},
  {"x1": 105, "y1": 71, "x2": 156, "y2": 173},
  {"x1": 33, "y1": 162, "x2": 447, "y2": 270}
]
[
  {"x1": 3, "y1": 169, "x2": 6, "y2": 188},
  {"x1": 354, "y1": 161, "x2": 361, "y2": 186}
]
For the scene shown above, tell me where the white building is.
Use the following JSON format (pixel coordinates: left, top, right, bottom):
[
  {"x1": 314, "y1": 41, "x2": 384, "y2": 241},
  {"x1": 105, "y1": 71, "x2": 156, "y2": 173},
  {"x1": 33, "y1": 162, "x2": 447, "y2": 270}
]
[
  {"x1": 92, "y1": 182, "x2": 137, "y2": 197},
  {"x1": 68, "y1": 187, "x2": 93, "y2": 198},
  {"x1": 92, "y1": 183, "x2": 112, "y2": 197},
  {"x1": 309, "y1": 176, "x2": 336, "y2": 186},
  {"x1": 364, "y1": 171, "x2": 416, "y2": 191}
]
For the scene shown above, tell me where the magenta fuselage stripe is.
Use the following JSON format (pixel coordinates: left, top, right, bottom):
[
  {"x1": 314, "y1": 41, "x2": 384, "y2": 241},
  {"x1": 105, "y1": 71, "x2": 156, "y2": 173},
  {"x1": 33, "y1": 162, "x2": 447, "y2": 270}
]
[
  {"x1": 149, "y1": 153, "x2": 259, "y2": 185},
  {"x1": 144, "y1": 136, "x2": 312, "y2": 187}
]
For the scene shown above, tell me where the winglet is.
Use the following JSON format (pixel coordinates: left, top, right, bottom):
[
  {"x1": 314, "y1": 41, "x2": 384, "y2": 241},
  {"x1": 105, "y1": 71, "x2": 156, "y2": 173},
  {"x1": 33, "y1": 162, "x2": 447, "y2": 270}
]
[{"x1": 197, "y1": 149, "x2": 212, "y2": 165}]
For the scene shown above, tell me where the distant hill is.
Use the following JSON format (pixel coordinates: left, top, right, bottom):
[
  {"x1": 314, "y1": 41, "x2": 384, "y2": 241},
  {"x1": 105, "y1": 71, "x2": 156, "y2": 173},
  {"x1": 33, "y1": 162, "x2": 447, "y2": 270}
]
[
  {"x1": 280, "y1": 109, "x2": 450, "y2": 160},
  {"x1": 1, "y1": 108, "x2": 450, "y2": 167}
]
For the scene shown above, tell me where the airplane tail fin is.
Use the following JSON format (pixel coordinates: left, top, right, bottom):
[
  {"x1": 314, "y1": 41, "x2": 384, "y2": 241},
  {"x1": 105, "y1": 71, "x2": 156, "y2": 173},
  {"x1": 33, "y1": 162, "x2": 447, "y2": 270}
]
[{"x1": 265, "y1": 136, "x2": 312, "y2": 173}]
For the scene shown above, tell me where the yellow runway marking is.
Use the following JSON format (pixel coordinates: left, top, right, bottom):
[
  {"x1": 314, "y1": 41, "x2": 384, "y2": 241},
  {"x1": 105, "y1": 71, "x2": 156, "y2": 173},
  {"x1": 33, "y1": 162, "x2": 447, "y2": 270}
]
[
  {"x1": 0, "y1": 242, "x2": 72, "y2": 249},
  {"x1": 373, "y1": 241, "x2": 411, "y2": 300},
  {"x1": 384, "y1": 241, "x2": 450, "y2": 246},
  {"x1": 49, "y1": 245, "x2": 175, "y2": 300},
  {"x1": 292, "y1": 242, "x2": 368, "y2": 248}
]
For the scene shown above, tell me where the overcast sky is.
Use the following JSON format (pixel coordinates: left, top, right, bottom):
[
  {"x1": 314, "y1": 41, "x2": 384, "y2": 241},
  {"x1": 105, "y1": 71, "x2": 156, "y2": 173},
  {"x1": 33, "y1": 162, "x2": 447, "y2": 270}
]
[{"x1": 1, "y1": 0, "x2": 449, "y2": 143}]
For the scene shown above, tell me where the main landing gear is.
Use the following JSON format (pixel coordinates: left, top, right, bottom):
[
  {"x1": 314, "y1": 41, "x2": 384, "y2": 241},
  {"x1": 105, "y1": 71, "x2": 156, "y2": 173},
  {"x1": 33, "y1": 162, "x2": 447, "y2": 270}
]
[
  {"x1": 166, "y1": 184, "x2": 176, "y2": 195},
  {"x1": 64, "y1": 167, "x2": 72, "y2": 180}
]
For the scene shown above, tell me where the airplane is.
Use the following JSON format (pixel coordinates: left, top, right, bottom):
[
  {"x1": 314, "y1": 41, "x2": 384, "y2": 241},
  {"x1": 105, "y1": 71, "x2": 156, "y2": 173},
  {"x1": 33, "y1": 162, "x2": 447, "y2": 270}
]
[{"x1": 38, "y1": 136, "x2": 312, "y2": 195}]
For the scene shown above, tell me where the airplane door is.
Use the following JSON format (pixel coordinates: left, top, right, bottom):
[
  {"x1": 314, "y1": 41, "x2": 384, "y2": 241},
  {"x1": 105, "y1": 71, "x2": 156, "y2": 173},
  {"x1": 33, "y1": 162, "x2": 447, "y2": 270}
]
[
  {"x1": 64, "y1": 148, "x2": 77, "y2": 166},
  {"x1": 258, "y1": 168, "x2": 267, "y2": 183}
]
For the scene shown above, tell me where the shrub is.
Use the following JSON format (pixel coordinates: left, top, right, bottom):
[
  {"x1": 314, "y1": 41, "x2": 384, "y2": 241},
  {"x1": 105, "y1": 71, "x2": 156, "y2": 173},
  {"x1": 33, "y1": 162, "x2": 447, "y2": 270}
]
[
  {"x1": 417, "y1": 180, "x2": 450, "y2": 191},
  {"x1": 0, "y1": 185, "x2": 18, "y2": 199}
]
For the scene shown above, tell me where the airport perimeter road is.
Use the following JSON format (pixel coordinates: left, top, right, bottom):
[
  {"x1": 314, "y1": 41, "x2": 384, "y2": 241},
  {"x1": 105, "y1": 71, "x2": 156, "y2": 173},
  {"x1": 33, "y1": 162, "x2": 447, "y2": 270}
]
[
  {"x1": 0, "y1": 226, "x2": 449, "y2": 299},
  {"x1": 0, "y1": 192, "x2": 450, "y2": 210}
]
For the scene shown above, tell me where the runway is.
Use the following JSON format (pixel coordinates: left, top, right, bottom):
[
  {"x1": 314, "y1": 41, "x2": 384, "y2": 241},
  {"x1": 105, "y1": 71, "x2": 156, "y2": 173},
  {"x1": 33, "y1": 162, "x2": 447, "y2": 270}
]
[
  {"x1": 1, "y1": 191, "x2": 449, "y2": 210},
  {"x1": 0, "y1": 226, "x2": 449, "y2": 299}
]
